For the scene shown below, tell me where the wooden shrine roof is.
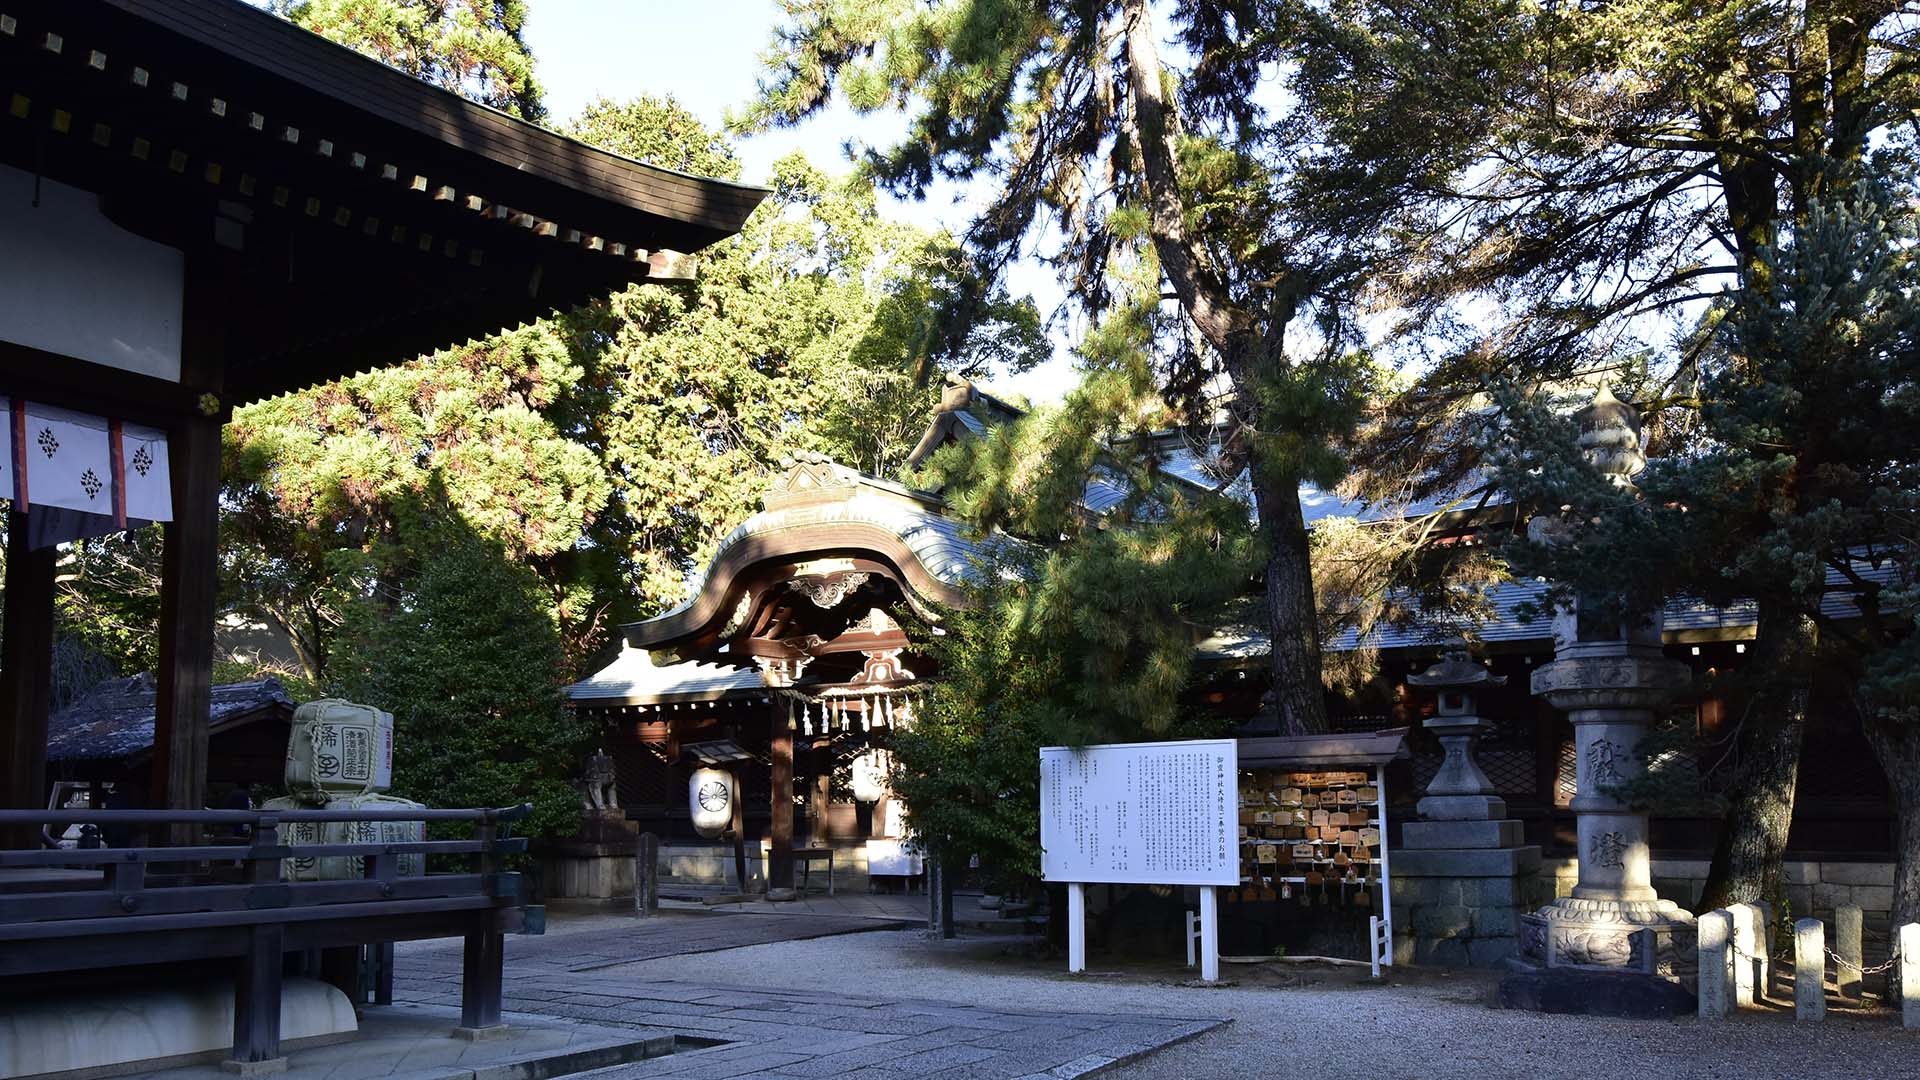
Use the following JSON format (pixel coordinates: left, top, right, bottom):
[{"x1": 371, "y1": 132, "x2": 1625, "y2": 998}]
[
  {"x1": 46, "y1": 674, "x2": 293, "y2": 764},
  {"x1": 1237, "y1": 728, "x2": 1410, "y2": 770},
  {"x1": 0, "y1": 0, "x2": 768, "y2": 410},
  {"x1": 93, "y1": 0, "x2": 765, "y2": 250}
]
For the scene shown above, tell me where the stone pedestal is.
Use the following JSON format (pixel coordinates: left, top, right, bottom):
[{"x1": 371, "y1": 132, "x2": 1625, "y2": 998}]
[
  {"x1": 542, "y1": 810, "x2": 640, "y2": 899},
  {"x1": 1392, "y1": 845, "x2": 1549, "y2": 968},
  {"x1": 1516, "y1": 647, "x2": 1697, "y2": 982}
]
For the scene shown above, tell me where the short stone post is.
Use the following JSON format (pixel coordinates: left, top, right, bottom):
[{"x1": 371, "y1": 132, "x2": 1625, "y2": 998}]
[
  {"x1": 1899, "y1": 922, "x2": 1918, "y2": 1030},
  {"x1": 1750, "y1": 899, "x2": 1776, "y2": 999},
  {"x1": 1834, "y1": 905, "x2": 1862, "y2": 999},
  {"x1": 1697, "y1": 910, "x2": 1733, "y2": 1019},
  {"x1": 1727, "y1": 903, "x2": 1760, "y2": 1006},
  {"x1": 633, "y1": 832, "x2": 660, "y2": 917},
  {"x1": 1794, "y1": 918, "x2": 1826, "y2": 1021}
]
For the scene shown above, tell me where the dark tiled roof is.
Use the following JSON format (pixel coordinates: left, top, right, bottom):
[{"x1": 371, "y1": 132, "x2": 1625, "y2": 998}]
[
  {"x1": 46, "y1": 675, "x2": 296, "y2": 763},
  {"x1": 1199, "y1": 560, "x2": 1897, "y2": 659}
]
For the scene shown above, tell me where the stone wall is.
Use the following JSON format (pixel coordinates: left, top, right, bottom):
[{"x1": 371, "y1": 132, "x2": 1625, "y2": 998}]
[
  {"x1": 1543, "y1": 857, "x2": 1898, "y2": 933},
  {"x1": 1390, "y1": 847, "x2": 1555, "y2": 968}
]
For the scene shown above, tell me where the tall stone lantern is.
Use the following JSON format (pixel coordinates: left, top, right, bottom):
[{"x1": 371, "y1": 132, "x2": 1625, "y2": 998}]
[{"x1": 1516, "y1": 386, "x2": 1697, "y2": 983}]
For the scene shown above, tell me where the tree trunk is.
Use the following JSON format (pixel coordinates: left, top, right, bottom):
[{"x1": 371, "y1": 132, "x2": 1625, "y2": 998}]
[
  {"x1": 1119, "y1": 0, "x2": 1327, "y2": 734},
  {"x1": 1860, "y1": 709, "x2": 1920, "y2": 933},
  {"x1": 1697, "y1": 608, "x2": 1815, "y2": 913},
  {"x1": 1251, "y1": 466, "x2": 1329, "y2": 736}
]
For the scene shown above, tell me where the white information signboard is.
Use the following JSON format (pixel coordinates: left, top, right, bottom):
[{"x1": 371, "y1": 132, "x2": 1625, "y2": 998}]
[
  {"x1": 1039, "y1": 738, "x2": 1238, "y2": 981},
  {"x1": 1040, "y1": 738, "x2": 1238, "y2": 886}
]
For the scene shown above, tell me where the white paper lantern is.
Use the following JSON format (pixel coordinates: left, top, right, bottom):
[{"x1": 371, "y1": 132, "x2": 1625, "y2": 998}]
[
  {"x1": 849, "y1": 749, "x2": 889, "y2": 804},
  {"x1": 689, "y1": 767, "x2": 736, "y2": 839}
]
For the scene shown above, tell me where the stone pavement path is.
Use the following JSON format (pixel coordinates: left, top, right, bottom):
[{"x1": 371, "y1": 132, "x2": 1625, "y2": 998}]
[
  {"x1": 524, "y1": 910, "x2": 909, "y2": 972},
  {"x1": 391, "y1": 912, "x2": 1225, "y2": 1079}
]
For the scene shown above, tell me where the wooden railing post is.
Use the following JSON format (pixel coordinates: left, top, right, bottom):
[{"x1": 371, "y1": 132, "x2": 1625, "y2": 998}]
[
  {"x1": 229, "y1": 816, "x2": 285, "y2": 1072},
  {"x1": 457, "y1": 813, "x2": 506, "y2": 1037},
  {"x1": 354, "y1": 847, "x2": 401, "y2": 1005}
]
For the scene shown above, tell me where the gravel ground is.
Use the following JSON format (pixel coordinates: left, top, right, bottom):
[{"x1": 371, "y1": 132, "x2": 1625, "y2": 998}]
[{"x1": 588, "y1": 927, "x2": 1916, "y2": 1080}]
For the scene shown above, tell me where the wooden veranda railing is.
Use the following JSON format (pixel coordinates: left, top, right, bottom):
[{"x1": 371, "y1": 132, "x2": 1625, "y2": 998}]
[{"x1": 0, "y1": 804, "x2": 532, "y2": 1069}]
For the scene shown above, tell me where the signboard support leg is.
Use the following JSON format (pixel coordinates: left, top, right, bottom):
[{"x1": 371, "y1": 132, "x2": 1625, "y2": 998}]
[
  {"x1": 1067, "y1": 882, "x2": 1087, "y2": 974},
  {"x1": 1374, "y1": 764, "x2": 1394, "y2": 967},
  {"x1": 1199, "y1": 885, "x2": 1219, "y2": 983}
]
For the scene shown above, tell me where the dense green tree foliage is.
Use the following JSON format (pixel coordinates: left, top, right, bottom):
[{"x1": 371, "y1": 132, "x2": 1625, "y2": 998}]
[
  {"x1": 568, "y1": 94, "x2": 742, "y2": 178},
  {"x1": 331, "y1": 509, "x2": 588, "y2": 838},
  {"x1": 271, "y1": 0, "x2": 545, "y2": 119},
  {"x1": 570, "y1": 148, "x2": 1044, "y2": 610}
]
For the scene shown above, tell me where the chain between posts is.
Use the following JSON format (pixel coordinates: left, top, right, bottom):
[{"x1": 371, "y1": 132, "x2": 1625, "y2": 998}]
[
  {"x1": 1826, "y1": 947, "x2": 1901, "y2": 976},
  {"x1": 1732, "y1": 940, "x2": 1902, "y2": 975}
]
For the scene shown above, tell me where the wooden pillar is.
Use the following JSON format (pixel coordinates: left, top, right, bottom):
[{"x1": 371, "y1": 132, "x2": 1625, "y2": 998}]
[
  {"x1": 151, "y1": 413, "x2": 220, "y2": 829},
  {"x1": 813, "y1": 768, "x2": 832, "y2": 844},
  {"x1": 231, "y1": 924, "x2": 286, "y2": 1067},
  {"x1": 0, "y1": 513, "x2": 56, "y2": 848},
  {"x1": 729, "y1": 766, "x2": 748, "y2": 892},
  {"x1": 458, "y1": 928, "x2": 505, "y2": 1032},
  {"x1": 231, "y1": 818, "x2": 286, "y2": 1067},
  {"x1": 769, "y1": 703, "x2": 795, "y2": 893}
]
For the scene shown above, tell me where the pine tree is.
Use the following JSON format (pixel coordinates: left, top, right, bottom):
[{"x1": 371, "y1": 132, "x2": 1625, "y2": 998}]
[
  {"x1": 740, "y1": 0, "x2": 1391, "y2": 734},
  {"x1": 1293, "y1": 0, "x2": 1920, "y2": 911},
  {"x1": 1491, "y1": 176, "x2": 1920, "y2": 924}
]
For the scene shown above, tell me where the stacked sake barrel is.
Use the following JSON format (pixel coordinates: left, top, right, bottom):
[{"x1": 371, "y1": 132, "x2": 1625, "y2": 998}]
[{"x1": 261, "y1": 700, "x2": 426, "y2": 879}]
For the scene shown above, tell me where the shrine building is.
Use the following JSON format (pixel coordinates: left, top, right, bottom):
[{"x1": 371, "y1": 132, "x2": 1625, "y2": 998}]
[
  {"x1": 566, "y1": 377, "x2": 1899, "y2": 953},
  {"x1": 0, "y1": 0, "x2": 765, "y2": 837}
]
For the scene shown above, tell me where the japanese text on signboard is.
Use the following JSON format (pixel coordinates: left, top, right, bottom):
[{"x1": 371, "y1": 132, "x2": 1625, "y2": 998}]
[{"x1": 1039, "y1": 739, "x2": 1237, "y2": 886}]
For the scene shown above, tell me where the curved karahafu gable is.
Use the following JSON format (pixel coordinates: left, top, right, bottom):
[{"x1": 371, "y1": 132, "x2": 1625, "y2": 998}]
[{"x1": 624, "y1": 454, "x2": 992, "y2": 652}]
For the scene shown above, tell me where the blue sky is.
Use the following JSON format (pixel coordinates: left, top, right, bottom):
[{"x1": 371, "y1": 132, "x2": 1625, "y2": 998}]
[{"x1": 524, "y1": 0, "x2": 1080, "y2": 404}]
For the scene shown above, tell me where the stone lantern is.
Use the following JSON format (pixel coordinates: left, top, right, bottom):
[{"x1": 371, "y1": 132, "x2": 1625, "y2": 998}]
[
  {"x1": 1513, "y1": 385, "x2": 1697, "y2": 986},
  {"x1": 1407, "y1": 648, "x2": 1508, "y2": 825},
  {"x1": 1394, "y1": 649, "x2": 1543, "y2": 968}
]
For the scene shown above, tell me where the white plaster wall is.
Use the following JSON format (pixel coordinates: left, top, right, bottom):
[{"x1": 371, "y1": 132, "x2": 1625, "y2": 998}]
[
  {"x1": 0, "y1": 163, "x2": 184, "y2": 381},
  {"x1": 0, "y1": 977, "x2": 355, "y2": 1078}
]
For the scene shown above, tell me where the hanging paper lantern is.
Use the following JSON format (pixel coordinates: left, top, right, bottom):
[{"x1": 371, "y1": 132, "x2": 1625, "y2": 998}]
[
  {"x1": 689, "y1": 767, "x2": 736, "y2": 839},
  {"x1": 849, "y1": 749, "x2": 888, "y2": 804}
]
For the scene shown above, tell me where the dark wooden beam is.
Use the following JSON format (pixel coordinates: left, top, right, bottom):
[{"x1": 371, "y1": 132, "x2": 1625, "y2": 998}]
[
  {"x1": 768, "y1": 704, "x2": 795, "y2": 893},
  {"x1": 150, "y1": 413, "x2": 218, "y2": 828},
  {"x1": 0, "y1": 342, "x2": 214, "y2": 427},
  {"x1": 0, "y1": 513, "x2": 56, "y2": 849}
]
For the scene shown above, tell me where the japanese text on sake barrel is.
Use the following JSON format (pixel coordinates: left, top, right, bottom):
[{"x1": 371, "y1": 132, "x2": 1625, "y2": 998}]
[{"x1": 1039, "y1": 739, "x2": 1238, "y2": 886}]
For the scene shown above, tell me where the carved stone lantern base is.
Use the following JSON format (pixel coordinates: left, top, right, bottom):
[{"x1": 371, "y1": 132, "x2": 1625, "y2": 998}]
[{"x1": 1517, "y1": 896, "x2": 1698, "y2": 986}]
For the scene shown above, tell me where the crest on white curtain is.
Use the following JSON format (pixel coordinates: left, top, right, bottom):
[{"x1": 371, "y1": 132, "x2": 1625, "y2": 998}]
[{"x1": 1, "y1": 397, "x2": 173, "y2": 548}]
